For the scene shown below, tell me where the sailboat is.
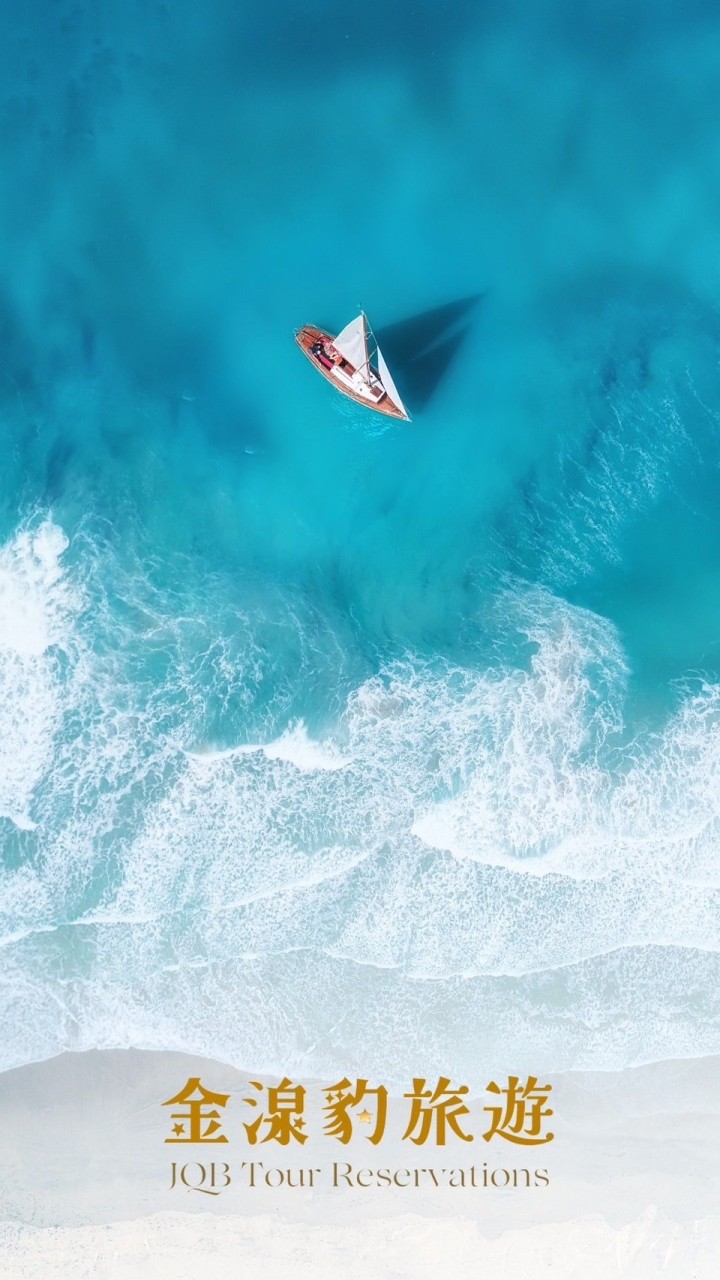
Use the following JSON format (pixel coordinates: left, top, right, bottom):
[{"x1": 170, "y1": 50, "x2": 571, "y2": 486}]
[{"x1": 295, "y1": 313, "x2": 411, "y2": 420}]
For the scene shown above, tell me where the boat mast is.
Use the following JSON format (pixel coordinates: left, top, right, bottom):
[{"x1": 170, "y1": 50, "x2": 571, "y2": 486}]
[{"x1": 356, "y1": 311, "x2": 377, "y2": 379}]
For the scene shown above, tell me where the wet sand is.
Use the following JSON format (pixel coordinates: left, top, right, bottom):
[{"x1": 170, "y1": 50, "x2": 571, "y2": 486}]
[{"x1": 0, "y1": 1048, "x2": 718, "y2": 1276}]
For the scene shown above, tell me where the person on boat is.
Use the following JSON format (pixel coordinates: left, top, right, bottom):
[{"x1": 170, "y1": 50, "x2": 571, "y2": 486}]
[{"x1": 311, "y1": 339, "x2": 335, "y2": 371}]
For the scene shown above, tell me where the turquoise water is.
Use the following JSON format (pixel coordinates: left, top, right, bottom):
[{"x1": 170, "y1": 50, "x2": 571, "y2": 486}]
[{"x1": 1, "y1": 0, "x2": 719, "y2": 1081}]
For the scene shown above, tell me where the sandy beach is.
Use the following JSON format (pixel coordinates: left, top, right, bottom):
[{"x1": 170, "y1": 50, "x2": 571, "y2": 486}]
[{"x1": 0, "y1": 1048, "x2": 718, "y2": 1277}]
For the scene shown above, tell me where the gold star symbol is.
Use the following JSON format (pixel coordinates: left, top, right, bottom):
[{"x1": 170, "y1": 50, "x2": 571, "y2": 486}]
[
  {"x1": 358, "y1": 1109, "x2": 372, "y2": 1125},
  {"x1": 172, "y1": 1123, "x2": 185, "y2": 1136}
]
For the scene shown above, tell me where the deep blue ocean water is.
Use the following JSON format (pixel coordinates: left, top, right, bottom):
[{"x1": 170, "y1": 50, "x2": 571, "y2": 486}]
[{"x1": 0, "y1": 0, "x2": 719, "y2": 1081}]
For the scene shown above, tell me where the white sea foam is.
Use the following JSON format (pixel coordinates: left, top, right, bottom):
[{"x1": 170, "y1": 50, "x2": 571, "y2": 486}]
[
  {"x1": 187, "y1": 721, "x2": 351, "y2": 773},
  {"x1": 1, "y1": 522, "x2": 719, "y2": 1077},
  {"x1": 0, "y1": 518, "x2": 82, "y2": 832}
]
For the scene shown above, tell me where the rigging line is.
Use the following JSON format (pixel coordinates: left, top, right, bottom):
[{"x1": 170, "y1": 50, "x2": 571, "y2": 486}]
[{"x1": 355, "y1": 310, "x2": 377, "y2": 378}]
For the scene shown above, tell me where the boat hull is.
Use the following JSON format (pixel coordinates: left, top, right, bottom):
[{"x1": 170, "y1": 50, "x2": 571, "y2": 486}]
[{"x1": 295, "y1": 325, "x2": 409, "y2": 420}]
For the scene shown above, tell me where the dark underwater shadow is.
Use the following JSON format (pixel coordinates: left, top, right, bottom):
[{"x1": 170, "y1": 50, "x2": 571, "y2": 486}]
[
  {"x1": 220, "y1": 0, "x2": 489, "y2": 92},
  {"x1": 487, "y1": 268, "x2": 720, "y2": 694},
  {"x1": 375, "y1": 293, "x2": 484, "y2": 413}
]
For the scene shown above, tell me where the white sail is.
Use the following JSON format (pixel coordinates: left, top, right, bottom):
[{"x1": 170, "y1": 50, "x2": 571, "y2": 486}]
[
  {"x1": 332, "y1": 314, "x2": 368, "y2": 372},
  {"x1": 376, "y1": 344, "x2": 409, "y2": 418}
]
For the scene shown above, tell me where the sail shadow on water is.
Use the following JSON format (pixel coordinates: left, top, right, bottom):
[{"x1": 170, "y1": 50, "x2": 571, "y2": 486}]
[{"x1": 375, "y1": 294, "x2": 484, "y2": 412}]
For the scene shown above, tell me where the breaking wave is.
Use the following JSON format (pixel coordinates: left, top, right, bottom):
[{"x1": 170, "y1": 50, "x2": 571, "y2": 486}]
[{"x1": 0, "y1": 516, "x2": 719, "y2": 1079}]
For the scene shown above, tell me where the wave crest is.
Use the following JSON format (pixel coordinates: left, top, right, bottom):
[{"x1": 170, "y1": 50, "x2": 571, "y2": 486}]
[{"x1": 0, "y1": 522, "x2": 718, "y2": 1076}]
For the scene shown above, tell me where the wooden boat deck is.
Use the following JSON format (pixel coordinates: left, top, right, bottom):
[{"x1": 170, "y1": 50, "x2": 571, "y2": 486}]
[{"x1": 295, "y1": 325, "x2": 409, "y2": 420}]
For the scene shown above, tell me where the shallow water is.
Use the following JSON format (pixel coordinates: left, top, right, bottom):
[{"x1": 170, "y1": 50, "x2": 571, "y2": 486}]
[{"x1": 0, "y1": 0, "x2": 719, "y2": 1078}]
